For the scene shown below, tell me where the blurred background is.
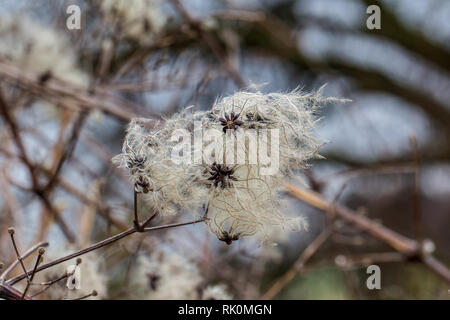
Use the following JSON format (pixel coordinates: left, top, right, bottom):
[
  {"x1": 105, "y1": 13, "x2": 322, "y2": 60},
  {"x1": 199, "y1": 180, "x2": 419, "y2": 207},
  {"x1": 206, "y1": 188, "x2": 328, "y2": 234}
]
[{"x1": 0, "y1": 0, "x2": 449, "y2": 299}]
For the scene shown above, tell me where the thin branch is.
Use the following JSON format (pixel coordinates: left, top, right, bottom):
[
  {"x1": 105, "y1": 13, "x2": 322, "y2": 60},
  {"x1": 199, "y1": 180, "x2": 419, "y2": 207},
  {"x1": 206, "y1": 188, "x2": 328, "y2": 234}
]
[
  {"x1": 133, "y1": 190, "x2": 142, "y2": 231},
  {"x1": 43, "y1": 111, "x2": 87, "y2": 193},
  {"x1": 262, "y1": 226, "x2": 333, "y2": 300},
  {"x1": 284, "y1": 182, "x2": 450, "y2": 284},
  {"x1": 409, "y1": 135, "x2": 423, "y2": 242},
  {"x1": 21, "y1": 247, "x2": 45, "y2": 299},
  {"x1": 69, "y1": 290, "x2": 97, "y2": 300},
  {"x1": 143, "y1": 217, "x2": 205, "y2": 232},
  {"x1": 31, "y1": 273, "x2": 69, "y2": 298},
  {"x1": 285, "y1": 182, "x2": 420, "y2": 255},
  {"x1": 0, "y1": 89, "x2": 76, "y2": 242},
  {"x1": 6, "y1": 217, "x2": 205, "y2": 285},
  {"x1": 169, "y1": 0, "x2": 246, "y2": 88},
  {"x1": 334, "y1": 252, "x2": 406, "y2": 269},
  {"x1": 0, "y1": 241, "x2": 48, "y2": 281},
  {"x1": 0, "y1": 59, "x2": 142, "y2": 121},
  {"x1": 31, "y1": 258, "x2": 81, "y2": 298},
  {"x1": 0, "y1": 283, "x2": 31, "y2": 300},
  {"x1": 7, "y1": 228, "x2": 30, "y2": 282},
  {"x1": 0, "y1": 88, "x2": 37, "y2": 185},
  {"x1": 422, "y1": 255, "x2": 450, "y2": 283}
]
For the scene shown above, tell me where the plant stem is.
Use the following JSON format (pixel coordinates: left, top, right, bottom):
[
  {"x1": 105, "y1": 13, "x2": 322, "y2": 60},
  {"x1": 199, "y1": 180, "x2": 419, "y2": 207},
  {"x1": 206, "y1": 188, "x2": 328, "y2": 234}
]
[
  {"x1": 0, "y1": 241, "x2": 48, "y2": 282},
  {"x1": 7, "y1": 218, "x2": 205, "y2": 285}
]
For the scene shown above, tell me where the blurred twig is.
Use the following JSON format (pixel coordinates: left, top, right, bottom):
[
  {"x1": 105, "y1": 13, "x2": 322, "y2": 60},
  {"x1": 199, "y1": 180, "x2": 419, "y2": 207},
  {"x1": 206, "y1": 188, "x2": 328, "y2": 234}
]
[
  {"x1": 409, "y1": 135, "x2": 423, "y2": 242},
  {"x1": 263, "y1": 181, "x2": 450, "y2": 299},
  {"x1": 0, "y1": 88, "x2": 76, "y2": 242},
  {"x1": 0, "y1": 59, "x2": 140, "y2": 121},
  {"x1": 0, "y1": 241, "x2": 49, "y2": 282},
  {"x1": 4, "y1": 206, "x2": 207, "y2": 288},
  {"x1": 169, "y1": 0, "x2": 246, "y2": 88},
  {"x1": 262, "y1": 227, "x2": 333, "y2": 300},
  {"x1": 284, "y1": 182, "x2": 450, "y2": 284}
]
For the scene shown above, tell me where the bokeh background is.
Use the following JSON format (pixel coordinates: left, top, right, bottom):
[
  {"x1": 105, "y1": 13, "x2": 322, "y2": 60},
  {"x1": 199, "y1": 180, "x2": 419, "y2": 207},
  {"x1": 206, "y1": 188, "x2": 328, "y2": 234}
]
[{"x1": 0, "y1": 0, "x2": 449, "y2": 299}]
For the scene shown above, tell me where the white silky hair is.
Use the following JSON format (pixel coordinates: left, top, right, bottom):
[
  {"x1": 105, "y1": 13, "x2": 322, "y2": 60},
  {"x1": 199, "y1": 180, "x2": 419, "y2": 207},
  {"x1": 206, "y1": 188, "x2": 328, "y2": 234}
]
[{"x1": 113, "y1": 88, "x2": 346, "y2": 243}]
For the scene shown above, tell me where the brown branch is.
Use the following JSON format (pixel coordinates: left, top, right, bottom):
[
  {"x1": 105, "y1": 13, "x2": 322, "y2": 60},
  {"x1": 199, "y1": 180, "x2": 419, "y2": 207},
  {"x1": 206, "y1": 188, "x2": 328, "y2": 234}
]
[
  {"x1": 6, "y1": 216, "x2": 205, "y2": 286},
  {"x1": 334, "y1": 252, "x2": 407, "y2": 269},
  {"x1": 0, "y1": 59, "x2": 144, "y2": 121},
  {"x1": 0, "y1": 89, "x2": 37, "y2": 185},
  {"x1": 284, "y1": 182, "x2": 450, "y2": 284},
  {"x1": 31, "y1": 272, "x2": 69, "y2": 298},
  {"x1": 262, "y1": 226, "x2": 333, "y2": 300},
  {"x1": 409, "y1": 135, "x2": 423, "y2": 242},
  {"x1": 0, "y1": 283, "x2": 31, "y2": 300},
  {"x1": 169, "y1": 0, "x2": 246, "y2": 88},
  {"x1": 0, "y1": 89, "x2": 76, "y2": 242},
  {"x1": 43, "y1": 111, "x2": 87, "y2": 193},
  {"x1": 0, "y1": 241, "x2": 49, "y2": 281},
  {"x1": 70, "y1": 290, "x2": 98, "y2": 300},
  {"x1": 35, "y1": 193, "x2": 76, "y2": 243},
  {"x1": 31, "y1": 258, "x2": 82, "y2": 298},
  {"x1": 0, "y1": 150, "x2": 130, "y2": 232},
  {"x1": 7, "y1": 228, "x2": 30, "y2": 282},
  {"x1": 21, "y1": 247, "x2": 45, "y2": 299},
  {"x1": 422, "y1": 255, "x2": 450, "y2": 283},
  {"x1": 54, "y1": 175, "x2": 129, "y2": 231},
  {"x1": 285, "y1": 182, "x2": 419, "y2": 255}
]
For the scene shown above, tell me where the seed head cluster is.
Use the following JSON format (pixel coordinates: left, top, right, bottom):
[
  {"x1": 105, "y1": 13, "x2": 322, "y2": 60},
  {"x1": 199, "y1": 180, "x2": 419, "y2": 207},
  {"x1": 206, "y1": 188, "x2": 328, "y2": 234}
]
[
  {"x1": 114, "y1": 88, "x2": 343, "y2": 243},
  {"x1": 0, "y1": 15, "x2": 87, "y2": 86},
  {"x1": 101, "y1": 0, "x2": 167, "y2": 44},
  {"x1": 131, "y1": 251, "x2": 232, "y2": 300}
]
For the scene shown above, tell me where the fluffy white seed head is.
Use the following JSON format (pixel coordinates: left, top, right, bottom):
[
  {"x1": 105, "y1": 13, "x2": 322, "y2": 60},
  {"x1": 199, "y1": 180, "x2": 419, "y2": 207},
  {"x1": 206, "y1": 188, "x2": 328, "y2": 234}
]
[
  {"x1": 101, "y1": 0, "x2": 167, "y2": 43},
  {"x1": 201, "y1": 284, "x2": 232, "y2": 300},
  {"x1": 131, "y1": 252, "x2": 202, "y2": 299},
  {"x1": 0, "y1": 15, "x2": 88, "y2": 86},
  {"x1": 114, "y1": 88, "x2": 344, "y2": 243},
  {"x1": 209, "y1": 88, "x2": 335, "y2": 175}
]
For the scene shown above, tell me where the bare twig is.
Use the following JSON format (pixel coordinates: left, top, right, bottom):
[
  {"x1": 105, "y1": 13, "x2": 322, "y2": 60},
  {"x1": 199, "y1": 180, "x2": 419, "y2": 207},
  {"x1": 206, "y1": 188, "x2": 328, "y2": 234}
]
[
  {"x1": 43, "y1": 111, "x2": 87, "y2": 193},
  {"x1": 285, "y1": 182, "x2": 420, "y2": 255},
  {"x1": 409, "y1": 135, "x2": 423, "y2": 242},
  {"x1": 21, "y1": 247, "x2": 45, "y2": 299},
  {"x1": 284, "y1": 182, "x2": 450, "y2": 284},
  {"x1": 262, "y1": 227, "x2": 333, "y2": 300},
  {"x1": 6, "y1": 216, "x2": 205, "y2": 286},
  {"x1": 0, "y1": 59, "x2": 142, "y2": 121},
  {"x1": 334, "y1": 252, "x2": 406, "y2": 269},
  {"x1": 133, "y1": 190, "x2": 143, "y2": 231},
  {"x1": 70, "y1": 290, "x2": 98, "y2": 300},
  {"x1": 0, "y1": 282, "x2": 31, "y2": 300},
  {"x1": 7, "y1": 228, "x2": 30, "y2": 282},
  {"x1": 422, "y1": 255, "x2": 450, "y2": 283},
  {"x1": 0, "y1": 241, "x2": 49, "y2": 281},
  {"x1": 31, "y1": 258, "x2": 82, "y2": 298},
  {"x1": 169, "y1": 0, "x2": 246, "y2": 88},
  {"x1": 0, "y1": 89, "x2": 76, "y2": 242}
]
